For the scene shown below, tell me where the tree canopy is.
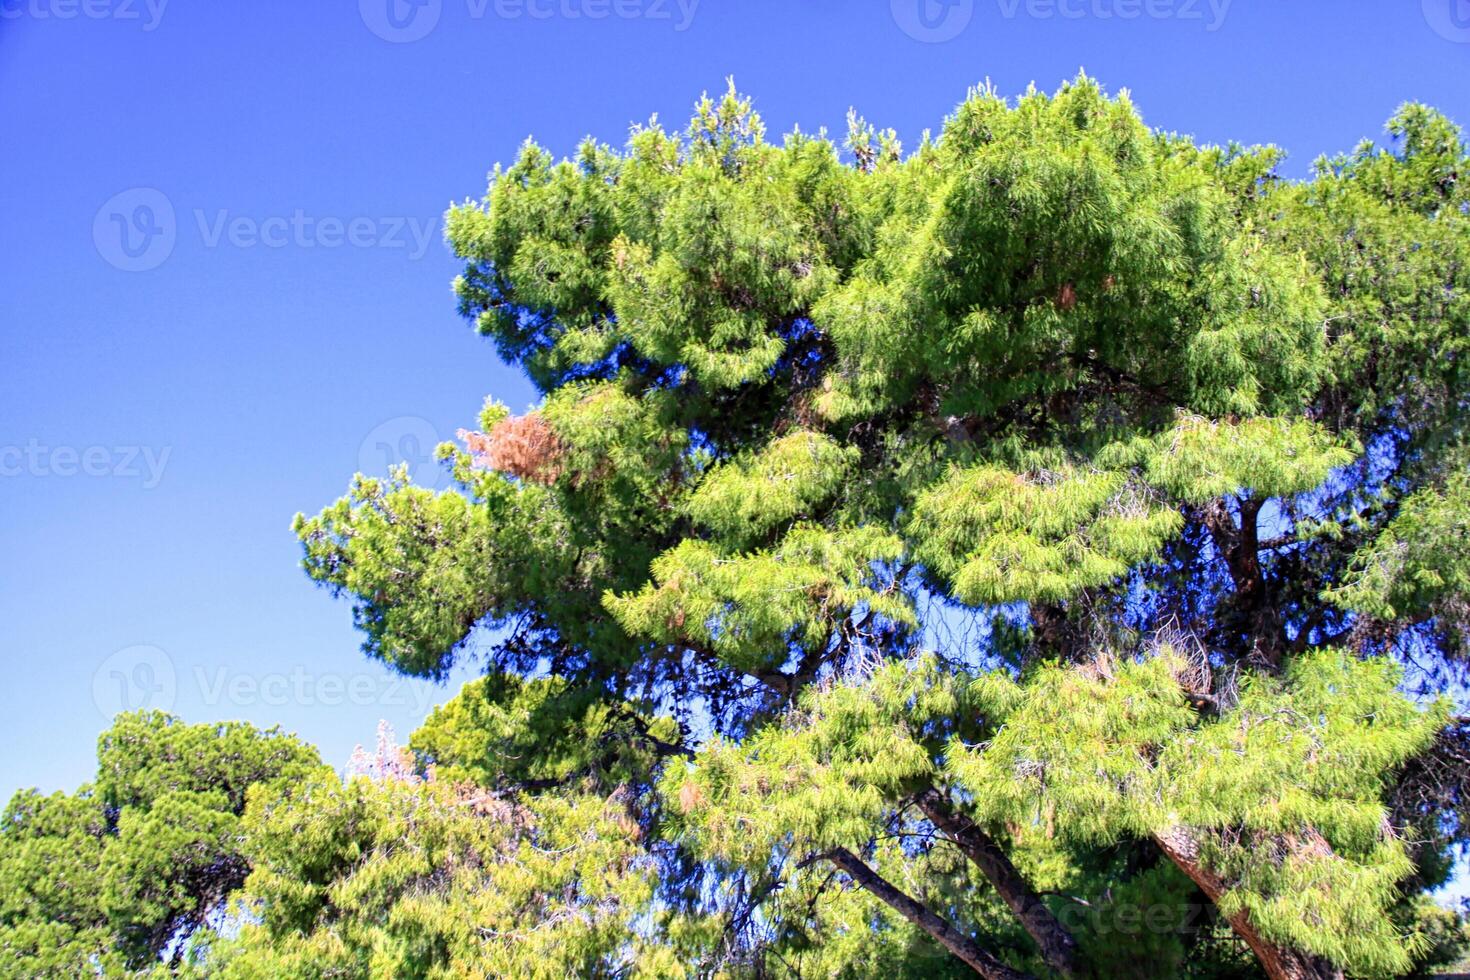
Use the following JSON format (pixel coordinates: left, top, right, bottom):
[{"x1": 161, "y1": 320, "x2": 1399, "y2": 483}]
[
  {"x1": 0, "y1": 712, "x2": 319, "y2": 977},
  {"x1": 8, "y1": 77, "x2": 1470, "y2": 978}
]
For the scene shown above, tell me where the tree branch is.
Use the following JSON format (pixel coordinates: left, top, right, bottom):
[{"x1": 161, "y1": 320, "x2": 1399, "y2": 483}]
[
  {"x1": 1152, "y1": 827, "x2": 1343, "y2": 980},
  {"x1": 915, "y1": 786, "x2": 1079, "y2": 978},
  {"x1": 824, "y1": 847, "x2": 1034, "y2": 980}
]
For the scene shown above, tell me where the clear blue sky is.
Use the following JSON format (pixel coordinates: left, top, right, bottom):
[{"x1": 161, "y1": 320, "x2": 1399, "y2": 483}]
[{"x1": 1, "y1": 0, "x2": 1467, "y2": 858}]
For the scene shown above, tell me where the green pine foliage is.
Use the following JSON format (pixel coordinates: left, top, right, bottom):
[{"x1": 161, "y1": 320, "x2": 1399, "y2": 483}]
[
  {"x1": 1125, "y1": 414, "x2": 1357, "y2": 504},
  {"x1": 910, "y1": 462, "x2": 1182, "y2": 605},
  {"x1": 292, "y1": 469, "x2": 559, "y2": 679},
  {"x1": 954, "y1": 651, "x2": 1444, "y2": 976},
  {"x1": 204, "y1": 769, "x2": 689, "y2": 980},
  {"x1": 664, "y1": 657, "x2": 955, "y2": 866},
  {"x1": 0, "y1": 712, "x2": 319, "y2": 977},
  {"x1": 1330, "y1": 470, "x2": 1470, "y2": 640},
  {"x1": 684, "y1": 431, "x2": 860, "y2": 548},
  {"x1": 410, "y1": 672, "x2": 681, "y2": 790},
  {"x1": 606, "y1": 524, "x2": 911, "y2": 676}
]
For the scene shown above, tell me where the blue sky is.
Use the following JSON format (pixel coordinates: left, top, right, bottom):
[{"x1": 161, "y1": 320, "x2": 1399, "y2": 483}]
[{"x1": 1, "y1": 0, "x2": 1468, "y2": 892}]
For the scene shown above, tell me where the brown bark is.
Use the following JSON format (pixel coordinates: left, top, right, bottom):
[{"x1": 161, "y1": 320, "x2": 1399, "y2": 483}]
[
  {"x1": 1152, "y1": 827, "x2": 1343, "y2": 980},
  {"x1": 1200, "y1": 496, "x2": 1287, "y2": 668},
  {"x1": 825, "y1": 847, "x2": 1034, "y2": 980},
  {"x1": 915, "y1": 785, "x2": 1080, "y2": 978}
]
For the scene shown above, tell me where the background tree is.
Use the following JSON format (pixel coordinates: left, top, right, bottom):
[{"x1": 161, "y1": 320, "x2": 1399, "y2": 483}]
[
  {"x1": 203, "y1": 736, "x2": 701, "y2": 979},
  {"x1": 0, "y1": 712, "x2": 319, "y2": 978}
]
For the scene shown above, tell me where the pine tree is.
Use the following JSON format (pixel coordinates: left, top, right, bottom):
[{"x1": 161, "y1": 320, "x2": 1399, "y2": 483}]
[{"x1": 282, "y1": 77, "x2": 1470, "y2": 978}]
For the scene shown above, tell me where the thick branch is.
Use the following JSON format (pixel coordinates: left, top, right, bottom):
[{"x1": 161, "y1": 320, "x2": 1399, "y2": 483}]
[
  {"x1": 825, "y1": 848, "x2": 1033, "y2": 980},
  {"x1": 1200, "y1": 497, "x2": 1287, "y2": 667},
  {"x1": 614, "y1": 706, "x2": 696, "y2": 761},
  {"x1": 1152, "y1": 827, "x2": 1343, "y2": 980},
  {"x1": 915, "y1": 786, "x2": 1079, "y2": 978}
]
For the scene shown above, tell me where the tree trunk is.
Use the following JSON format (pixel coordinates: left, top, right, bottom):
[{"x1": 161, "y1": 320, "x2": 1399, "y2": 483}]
[
  {"x1": 915, "y1": 785, "x2": 1080, "y2": 978},
  {"x1": 1152, "y1": 828, "x2": 1344, "y2": 980},
  {"x1": 825, "y1": 847, "x2": 1034, "y2": 980}
]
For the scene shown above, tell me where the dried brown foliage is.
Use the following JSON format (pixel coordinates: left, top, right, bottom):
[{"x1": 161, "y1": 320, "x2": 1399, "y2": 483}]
[
  {"x1": 1056, "y1": 281, "x2": 1078, "y2": 311},
  {"x1": 459, "y1": 412, "x2": 566, "y2": 485}
]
